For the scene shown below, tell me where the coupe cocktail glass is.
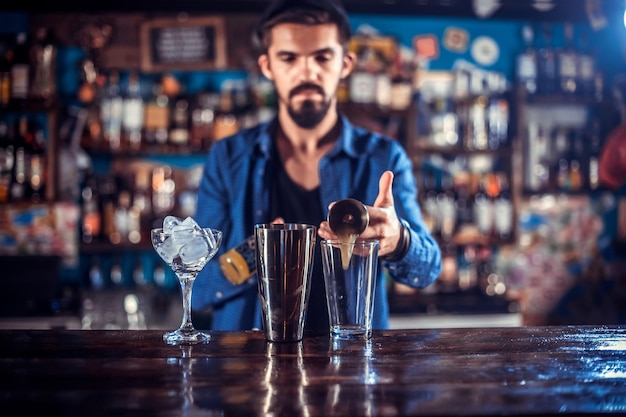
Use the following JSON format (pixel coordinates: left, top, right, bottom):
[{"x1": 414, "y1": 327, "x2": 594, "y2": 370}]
[{"x1": 151, "y1": 218, "x2": 222, "y2": 345}]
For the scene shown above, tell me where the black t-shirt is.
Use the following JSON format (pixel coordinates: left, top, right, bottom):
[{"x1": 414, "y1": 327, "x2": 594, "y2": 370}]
[{"x1": 270, "y1": 159, "x2": 329, "y2": 331}]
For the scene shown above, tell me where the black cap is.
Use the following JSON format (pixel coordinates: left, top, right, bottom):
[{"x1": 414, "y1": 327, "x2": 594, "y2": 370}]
[{"x1": 254, "y1": 0, "x2": 352, "y2": 46}]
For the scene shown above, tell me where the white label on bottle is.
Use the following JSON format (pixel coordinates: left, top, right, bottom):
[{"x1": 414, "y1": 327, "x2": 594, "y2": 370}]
[
  {"x1": 11, "y1": 64, "x2": 29, "y2": 99},
  {"x1": 350, "y1": 72, "x2": 376, "y2": 103},
  {"x1": 517, "y1": 54, "x2": 537, "y2": 79},
  {"x1": 474, "y1": 198, "x2": 493, "y2": 234},
  {"x1": 494, "y1": 199, "x2": 512, "y2": 235},
  {"x1": 123, "y1": 99, "x2": 144, "y2": 131},
  {"x1": 559, "y1": 53, "x2": 577, "y2": 78}
]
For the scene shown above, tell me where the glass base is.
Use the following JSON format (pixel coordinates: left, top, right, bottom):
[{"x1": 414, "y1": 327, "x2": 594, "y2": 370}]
[
  {"x1": 330, "y1": 325, "x2": 371, "y2": 340},
  {"x1": 163, "y1": 328, "x2": 211, "y2": 345}
]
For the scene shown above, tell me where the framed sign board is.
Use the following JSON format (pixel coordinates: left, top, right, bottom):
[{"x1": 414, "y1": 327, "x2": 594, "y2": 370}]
[{"x1": 140, "y1": 16, "x2": 227, "y2": 72}]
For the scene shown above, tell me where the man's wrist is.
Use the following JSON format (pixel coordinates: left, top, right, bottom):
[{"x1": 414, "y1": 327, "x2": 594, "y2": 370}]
[{"x1": 381, "y1": 220, "x2": 411, "y2": 262}]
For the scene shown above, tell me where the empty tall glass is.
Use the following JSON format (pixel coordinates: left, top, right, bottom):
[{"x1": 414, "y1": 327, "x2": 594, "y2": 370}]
[
  {"x1": 255, "y1": 223, "x2": 316, "y2": 342},
  {"x1": 321, "y1": 238, "x2": 379, "y2": 340}
]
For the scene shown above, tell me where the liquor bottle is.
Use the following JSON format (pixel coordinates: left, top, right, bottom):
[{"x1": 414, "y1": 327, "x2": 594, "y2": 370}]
[
  {"x1": 587, "y1": 118, "x2": 602, "y2": 190},
  {"x1": 10, "y1": 32, "x2": 30, "y2": 106},
  {"x1": 27, "y1": 119, "x2": 46, "y2": 202},
  {"x1": 375, "y1": 65, "x2": 392, "y2": 109},
  {"x1": 132, "y1": 169, "x2": 152, "y2": 237},
  {"x1": 465, "y1": 95, "x2": 489, "y2": 151},
  {"x1": 151, "y1": 165, "x2": 175, "y2": 216},
  {"x1": 516, "y1": 23, "x2": 538, "y2": 96},
  {"x1": 526, "y1": 123, "x2": 550, "y2": 192},
  {"x1": 454, "y1": 173, "x2": 474, "y2": 233},
  {"x1": 122, "y1": 71, "x2": 144, "y2": 151},
  {"x1": 88, "y1": 257, "x2": 105, "y2": 290},
  {"x1": 389, "y1": 54, "x2": 414, "y2": 111},
  {"x1": 430, "y1": 97, "x2": 459, "y2": 147},
  {"x1": 0, "y1": 119, "x2": 13, "y2": 203},
  {"x1": 349, "y1": 46, "x2": 377, "y2": 105},
  {"x1": 473, "y1": 174, "x2": 493, "y2": 239},
  {"x1": 114, "y1": 190, "x2": 132, "y2": 244},
  {"x1": 422, "y1": 171, "x2": 440, "y2": 236},
  {"x1": 100, "y1": 71, "x2": 123, "y2": 151},
  {"x1": 537, "y1": 24, "x2": 557, "y2": 96},
  {"x1": 168, "y1": 95, "x2": 190, "y2": 148},
  {"x1": 110, "y1": 257, "x2": 123, "y2": 286},
  {"x1": 577, "y1": 30, "x2": 596, "y2": 100},
  {"x1": 190, "y1": 92, "x2": 217, "y2": 152},
  {"x1": 142, "y1": 81, "x2": 169, "y2": 149},
  {"x1": 218, "y1": 235, "x2": 257, "y2": 285},
  {"x1": 568, "y1": 129, "x2": 585, "y2": 192},
  {"x1": 29, "y1": 27, "x2": 57, "y2": 104},
  {"x1": 487, "y1": 94, "x2": 509, "y2": 150},
  {"x1": 493, "y1": 173, "x2": 513, "y2": 241},
  {"x1": 557, "y1": 23, "x2": 578, "y2": 96},
  {"x1": 0, "y1": 39, "x2": 10, "y2": 108},
  {"x1": 81, "y1": 171, "x2": 101, "y2": 243},
  {"x1": 437, "y1": 173, "x2": 457, "y2": 241},
  {"x1": 10, "y1": 117, "x2": 28, "y2": 202}
]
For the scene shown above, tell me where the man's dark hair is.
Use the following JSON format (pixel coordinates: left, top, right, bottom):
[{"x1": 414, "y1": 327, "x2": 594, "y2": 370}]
[{"x1": 254, "y1": 0, "x2": 352, "y2": 53}]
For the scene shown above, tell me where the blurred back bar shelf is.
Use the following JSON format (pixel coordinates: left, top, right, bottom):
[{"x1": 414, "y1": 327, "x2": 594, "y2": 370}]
[{"x1": 1, "y1": 1, "x2": 625, "y2": 328}]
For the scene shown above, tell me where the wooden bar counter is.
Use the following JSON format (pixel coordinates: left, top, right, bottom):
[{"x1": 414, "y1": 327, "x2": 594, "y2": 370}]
[{"x1": 1, "y1": 326, "x2": 625, "y2": 416}]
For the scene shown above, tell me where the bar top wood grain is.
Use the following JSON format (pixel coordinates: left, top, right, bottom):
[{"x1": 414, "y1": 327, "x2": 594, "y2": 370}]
[{"x1": 1, "y1": 326, "x2": 625, "y2": 416}]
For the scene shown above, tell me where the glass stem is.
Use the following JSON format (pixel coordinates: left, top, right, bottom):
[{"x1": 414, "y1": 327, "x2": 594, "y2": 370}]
[{"x1": 178, "y1": 274, "x2": 196, "y2": 331}]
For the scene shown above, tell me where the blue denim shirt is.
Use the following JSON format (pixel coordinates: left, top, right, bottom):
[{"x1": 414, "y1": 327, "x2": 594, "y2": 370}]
[{"x1": 193, "y1": 114, "x2": 441, "y2": 330}]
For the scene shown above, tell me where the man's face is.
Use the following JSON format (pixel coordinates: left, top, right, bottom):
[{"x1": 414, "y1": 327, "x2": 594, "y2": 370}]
[{"x1": 258, "y1": 23, "x2": 354, "y2": 129}]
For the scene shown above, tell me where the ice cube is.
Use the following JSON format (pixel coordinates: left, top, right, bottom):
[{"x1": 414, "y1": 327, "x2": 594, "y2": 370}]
[
  {"x1": 181, "y1": 216, "x2": 200, "y2": 230},
  {"x1": 171, "y1": 224, "x2": 196, "y2": 246},
  {"x1": 156, "y1": 235, "x2": 179, "y2": 264},
  {"x1": 180, "y1": 236, "x2": 209, "y2": 264},
  {"x1": 181, "y1": 216, "x2": 216, "y2": 248},
  {"x1": 163, "y1": 215, "x2": 182, "y2": 233}
]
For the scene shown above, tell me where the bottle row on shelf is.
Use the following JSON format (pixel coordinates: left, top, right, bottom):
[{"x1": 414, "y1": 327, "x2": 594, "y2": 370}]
[
  {"x1": 0, "y1": 115, "x2": 49, "y2": 204},
  {"x1": 79, "y1": 162, "x2": 201, "y2": 248},
  {"x1": 524, "y1": 117, "x2": 604, "y2": 194},
  {"x1": 515, "y1": 22, "x2": 603, "y2": 101},
  {"x1": 418, "y1": 168, "x2": 514, "y2": 246}
]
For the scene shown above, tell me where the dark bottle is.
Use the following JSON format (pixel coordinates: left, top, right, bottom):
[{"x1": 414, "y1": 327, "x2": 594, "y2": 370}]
[
  {"x1": 0, "y1": 119, "x2": 13, "y2": 203},
  {"x1": 0, "y1": 39, "x2": 10, "y2": 108},
  {"x1": 27, "y1": 119, "x2": 46, "y2": 202},
  {"x1": 515, "y1": 23, "x2": 538, "y2": 96},
  {"x1": 81, "y1": 171, "x2": 102, "y2": 243},
  {"x1": 168, "y1": 95, "x2": 190, "y2": 148},
  {"x1": 537, "y1": 24, "x2": 557, "y2": 96},
  {"x1": 454, "y1": 174, "x2": 474, "y2": 233},
  {"x1": 10, "y1": 116, "x2": 28, "y2": 202},
  {"x1": 577, "y1": 30, "x2": 596, "y2": 100},
  {"x1": 29, "y1": 27, "x2": 57, "y2": 104}
]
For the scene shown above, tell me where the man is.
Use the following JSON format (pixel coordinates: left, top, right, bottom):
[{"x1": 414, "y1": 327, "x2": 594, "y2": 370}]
[{"x1": 193, "y1": 0, "x2": 441, "y2": 331}]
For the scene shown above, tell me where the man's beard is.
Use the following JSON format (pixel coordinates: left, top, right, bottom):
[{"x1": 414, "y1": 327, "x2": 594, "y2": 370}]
[
  {"x1": 286, "y1": 83, "x2": 332, "y2": 129},
  {"x1": 287, "y1": 99, "x2": 331, "y2": 129}
]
